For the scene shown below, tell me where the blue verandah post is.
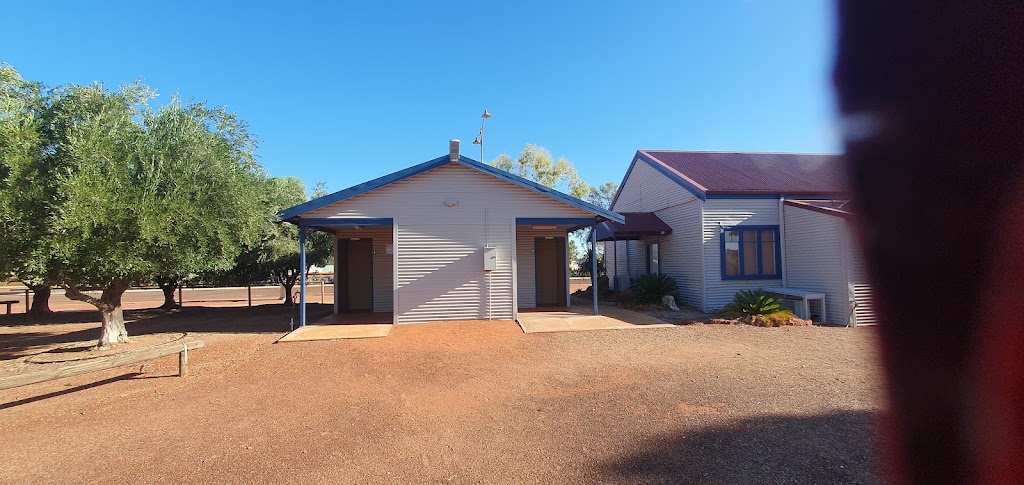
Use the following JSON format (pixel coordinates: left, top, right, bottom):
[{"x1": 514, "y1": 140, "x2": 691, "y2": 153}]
[
  {"x1": 592, "y1": 224, "x2": 598, "y2": 316},
  {"x1": 299, "y1": 226, "x2": 307, "y2": 327}
]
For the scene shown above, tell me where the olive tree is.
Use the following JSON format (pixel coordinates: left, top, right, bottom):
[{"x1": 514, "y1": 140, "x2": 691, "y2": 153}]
[
  {"x1": 0, "y1": 64, "x2": 60, "y2": 314},
  {"x1": 215, "y1": 177, "x2": 333, "y2": 305},
  {"x1": 263, "y1": 179, "x2": 332, "y2": 304},
  {"x1": 30, "y1": 81, "x2": 266, "y2": 346}
]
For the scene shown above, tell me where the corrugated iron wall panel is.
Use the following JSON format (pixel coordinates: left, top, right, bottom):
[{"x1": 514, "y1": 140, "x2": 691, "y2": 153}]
[
  {"x1": 702, "y1": 198, "x2": 783, "y2": 311},
  {"x1": 849, "y1": 245, "x2": 877, "y2": 326},
  {"x1": 782, "y1": 205, "x2": 847, "y2": 324},
  {"x1": 654, "y1": 199, "x2": 704, "y2": 309},
  {"x1": 312, "y1": 163, "x2": 591, "y2": 323}
]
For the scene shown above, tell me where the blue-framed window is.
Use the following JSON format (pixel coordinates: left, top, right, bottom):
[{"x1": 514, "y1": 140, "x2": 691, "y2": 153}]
[{"x1": 720, "y1": 225, "x2": 781, "y2": 279}]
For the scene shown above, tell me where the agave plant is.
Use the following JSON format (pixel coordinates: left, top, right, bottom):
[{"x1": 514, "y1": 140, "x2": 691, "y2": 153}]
[
  {"x1": 632, "y1": 273, "x2": 680, "y2": 305},
  {"x1": 718, "y1": 290, "x2": 795, "y2": 319}
]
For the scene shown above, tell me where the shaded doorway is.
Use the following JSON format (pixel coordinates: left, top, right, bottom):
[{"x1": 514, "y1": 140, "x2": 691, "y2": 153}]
[
  {"x1": 339, "y1": 238, "x2": 373, "y2": 311},
  {"x1": 535, "y1": 237, "x2": 567, "y2": 306}
]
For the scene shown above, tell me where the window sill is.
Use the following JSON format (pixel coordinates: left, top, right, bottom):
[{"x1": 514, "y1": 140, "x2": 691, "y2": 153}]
[{"x1": 721, "y1": 275, "x2": 783, "y2": 281}]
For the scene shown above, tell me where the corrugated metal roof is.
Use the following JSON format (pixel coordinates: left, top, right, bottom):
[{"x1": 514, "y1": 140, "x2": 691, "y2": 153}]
[
  {"x1": 595, "y1": 212, "x2": 673, "y2": 241},
  {"x1": 638, "y1": 150, "x2": 847, "y2": 196},
  {"x1": 280, "y1": 155, "x2": 623, "y2": 223}
]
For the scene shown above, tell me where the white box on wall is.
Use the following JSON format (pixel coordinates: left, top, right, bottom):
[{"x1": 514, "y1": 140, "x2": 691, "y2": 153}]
[{"x1": 483, "y1": 247, "x2": 497, "y2": 271}]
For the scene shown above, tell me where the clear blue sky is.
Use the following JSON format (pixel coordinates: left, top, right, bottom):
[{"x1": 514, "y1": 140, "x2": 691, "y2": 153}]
[{"x1": 1, "y1": 1, "x2": 837, "y2": 195}]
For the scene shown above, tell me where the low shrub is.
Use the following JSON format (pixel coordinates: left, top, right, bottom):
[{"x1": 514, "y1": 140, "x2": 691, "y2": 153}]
[
  {"x1": 632, "y1": 273, "x2": 680, "y2": 305},
  {"x1": 718, "y1": 290, "x2": 795, "y2": 320}
]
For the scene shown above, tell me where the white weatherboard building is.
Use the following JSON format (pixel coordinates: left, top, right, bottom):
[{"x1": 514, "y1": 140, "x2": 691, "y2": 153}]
[
  {"x1": 600, "y1": 150, "x2": 875, "y2": 326},
  {"x1": 280, "y1": 141, "x2": 622, "y2": 326}
]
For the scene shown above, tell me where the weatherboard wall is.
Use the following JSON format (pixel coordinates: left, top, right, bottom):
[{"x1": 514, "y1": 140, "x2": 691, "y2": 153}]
[
  {"x1": 608, "y1": 155, "x2": 704, "y2": 304},
  {"x1": 306, "y1": 162, "x2": 593, "y2": 323},
  {"x1": 701, "y1": 198, "x2": 783, "y2": 311},
  {"x1": 653, "y1": 199, "x2": 704, "y2": 309},
  {"x1": 613, "y1": 157, "x2": 696, "y2": 212},
  {"x1": 782, "y1": 205, "x2": 847, "y2": 324}
]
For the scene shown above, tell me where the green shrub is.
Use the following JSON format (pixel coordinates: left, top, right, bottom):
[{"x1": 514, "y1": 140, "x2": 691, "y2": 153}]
[
  {"x1": 718, "y1": 290, "x2": 795, "y2": 319},
  {"x1": 632, "y1": 273, "x2": 680, "y2": 305}
]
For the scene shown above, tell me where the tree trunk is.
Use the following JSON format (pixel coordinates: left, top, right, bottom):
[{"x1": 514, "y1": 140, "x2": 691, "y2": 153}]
[
  {"x1": 158, "y1": 282, "x2": 179, "y2": 309},
  {"x1": 65, "y1": 283, "x2": 132, "y2": 348},
  {"x1": 99, "y1": 305, "x2": 129, "y2": 347},
  {"x1": 28, "y1": 285, "x2": 52, "y2": 315}
]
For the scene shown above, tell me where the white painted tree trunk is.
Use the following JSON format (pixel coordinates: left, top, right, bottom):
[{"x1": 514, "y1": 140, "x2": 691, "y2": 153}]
[
  {"x1": 64, "y1": 283, "x2": 132, "y2": 348},
  {"x1": 98, "y1": 306, "x2": 130, "y2": 347}
]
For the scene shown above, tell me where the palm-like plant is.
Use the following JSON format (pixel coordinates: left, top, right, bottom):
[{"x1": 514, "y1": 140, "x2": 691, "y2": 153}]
[
  {"x1": 632, "y1": 273, "x2": 680, "y2": 305},
  {"x1": 718, "y1": 290, "x2": 795, "y2": 319}
]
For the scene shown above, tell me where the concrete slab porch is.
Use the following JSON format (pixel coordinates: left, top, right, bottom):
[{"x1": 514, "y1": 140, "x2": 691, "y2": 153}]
[
  {"x1": 517, "y1": 303, "x2": 674, "y2": 334},
  {"x1": 278, "y1": 324, "x2": 392, "y2": 342},
  {"x1": 277, "y1": 311, "x2": 393, "y2": 342}
]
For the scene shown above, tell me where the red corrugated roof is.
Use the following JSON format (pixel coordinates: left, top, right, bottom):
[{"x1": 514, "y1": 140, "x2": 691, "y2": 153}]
[
  {"x1": 595, "y1": 212, "x2": 673, "y2": 241},
  {"x1": 638, "y1": 150, "x2": 847, "y2": 196}
]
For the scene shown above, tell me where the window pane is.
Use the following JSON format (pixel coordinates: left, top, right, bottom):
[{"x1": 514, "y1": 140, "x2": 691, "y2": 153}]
[
  {"x1": 761, "y1": 231, "x2": 777, "y2": 275},
  {"x1": 742, "y1": 230, "x2": 758, "y2": 275},
  {"x1": 724, "y1": 231, "x2": 739, "y2": 276},
  {"x1": 649, "y1": 243, "x2": 659, "y2": 274}
]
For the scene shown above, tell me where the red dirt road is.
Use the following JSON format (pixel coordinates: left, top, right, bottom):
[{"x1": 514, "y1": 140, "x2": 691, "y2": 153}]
[{"x1": 0, "y1": 306, "x2": 888, "y2": 483}]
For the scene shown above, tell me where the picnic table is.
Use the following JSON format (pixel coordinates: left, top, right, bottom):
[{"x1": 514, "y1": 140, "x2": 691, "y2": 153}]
[{"x1": 1, "y1": 299, "x2": 18, "y2": 315}]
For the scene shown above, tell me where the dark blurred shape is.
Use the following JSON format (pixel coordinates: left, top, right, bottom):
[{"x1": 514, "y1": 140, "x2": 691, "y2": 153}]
[{"x1": 834, "y1": 2, "x2": 1024, "y2": 483}]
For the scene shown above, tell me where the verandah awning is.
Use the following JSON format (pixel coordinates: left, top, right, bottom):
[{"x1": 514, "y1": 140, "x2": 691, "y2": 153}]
[{"x1": 594, "y1": 212, "x2": 672, "y2": 241}]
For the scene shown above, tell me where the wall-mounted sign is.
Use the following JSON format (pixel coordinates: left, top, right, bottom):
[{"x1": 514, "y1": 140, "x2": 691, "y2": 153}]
[{"x1": 385, "y1": 243, "x2": 394, "y2": 255}]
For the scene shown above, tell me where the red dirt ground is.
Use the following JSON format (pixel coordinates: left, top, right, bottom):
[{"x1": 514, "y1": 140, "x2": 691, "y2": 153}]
[{"x1": 0, "y1": 305, "x2": 888, "y2": 483}]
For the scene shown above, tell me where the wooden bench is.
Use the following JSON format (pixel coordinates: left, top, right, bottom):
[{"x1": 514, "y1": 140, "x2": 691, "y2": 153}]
[
  {"x1": 762, "y1": 287, "x2": 826, "y2": 322},
  {"x1": 1, "y1": 300, "x2": 18, "y2": 315},
  {"x1": 0, "y1": 340, "x2": 204, "y2": 391}
]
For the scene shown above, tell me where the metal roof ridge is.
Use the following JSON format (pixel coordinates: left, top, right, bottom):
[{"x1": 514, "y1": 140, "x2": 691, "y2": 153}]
[{"x1": 279, "y1": 153, "x2": 624, "y2": 224}]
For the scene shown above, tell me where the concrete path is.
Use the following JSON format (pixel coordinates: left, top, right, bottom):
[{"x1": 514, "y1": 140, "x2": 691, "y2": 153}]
[{"x1": 517, "y1": 304, "x2": 674, "y2": 334}]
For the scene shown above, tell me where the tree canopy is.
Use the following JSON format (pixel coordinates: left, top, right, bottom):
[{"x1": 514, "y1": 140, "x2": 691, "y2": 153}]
[
  {"x1": 490, "y1": 144, "x2": 618, "y2": 268},
  {"x1": 0, "y1": 65, "x2": 270, "y2": 346},
  {"x1": 213, "y1": 177, "x2": 333, "y2": 304},
  {"x1": 491, "y1": 144, "x2": 592, "y2": 199}
]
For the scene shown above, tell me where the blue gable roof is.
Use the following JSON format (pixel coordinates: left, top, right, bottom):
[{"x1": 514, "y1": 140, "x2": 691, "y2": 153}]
[{"x1": 279, "y1": 155, "x2": 624, "y2": 223}]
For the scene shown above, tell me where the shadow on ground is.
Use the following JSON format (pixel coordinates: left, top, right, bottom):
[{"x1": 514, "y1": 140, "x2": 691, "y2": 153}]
[
  {"x1": 600, "y1": 410, "x2": 888, "y2": 484},
  {"x1": 0, "y1": 304, "x2": 333, "y2": 360}
]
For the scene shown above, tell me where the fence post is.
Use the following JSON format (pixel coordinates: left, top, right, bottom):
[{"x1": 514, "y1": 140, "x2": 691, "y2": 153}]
[
  {"x1": 320, "y1": 280, "x2": 325, "y2": 304},
  {"x1": 25, "y1": 289, "x2": 29, "y2": 313},
  {"x1": 178, "y1": 286, "x2": 183, "y2": 307},
  {"x1": 247, "y1": 285, "x2": 252, "y2": 307},
  {"x1": 178, "y1": 344, "x2": 188, "y2": 377}
]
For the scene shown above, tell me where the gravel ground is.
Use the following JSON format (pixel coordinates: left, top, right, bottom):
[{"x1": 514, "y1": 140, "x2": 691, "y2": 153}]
[{"x1": 0, "y1": 305, "x2": 888, "y2": 484}]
